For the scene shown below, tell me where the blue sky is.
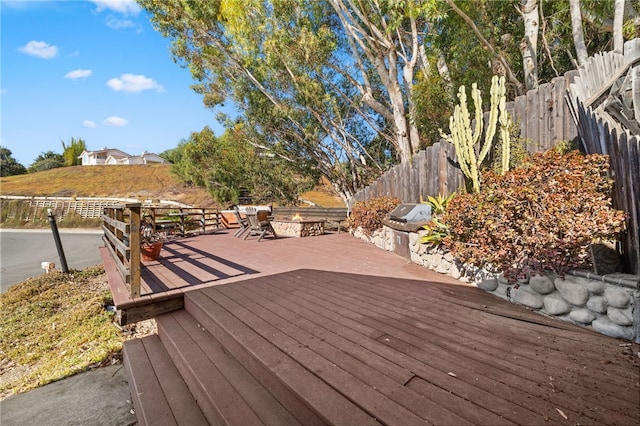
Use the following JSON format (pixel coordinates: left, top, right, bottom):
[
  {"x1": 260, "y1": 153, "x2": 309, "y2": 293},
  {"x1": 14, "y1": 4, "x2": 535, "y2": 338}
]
[{"x1": 1, "y1": 0, "x2": 229, "y2": 167}]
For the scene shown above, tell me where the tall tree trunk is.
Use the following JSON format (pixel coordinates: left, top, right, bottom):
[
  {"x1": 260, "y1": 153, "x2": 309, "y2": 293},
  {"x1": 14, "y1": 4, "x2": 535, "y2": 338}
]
[
  {"x1": 613, "y1": 0, "x2": 625, "y2": 53},
  {"x1": 569, "y1": 0, "x2": 589, "y2": 66},
  {"x1": 520, "y1": 0, "x2": 539, "y2": 90}
]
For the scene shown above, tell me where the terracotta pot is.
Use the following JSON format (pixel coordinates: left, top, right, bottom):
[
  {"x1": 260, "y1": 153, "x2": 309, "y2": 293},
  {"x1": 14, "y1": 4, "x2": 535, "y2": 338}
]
[{"x1": 141, "y1": 240, "x2": 163, "y2": 261}]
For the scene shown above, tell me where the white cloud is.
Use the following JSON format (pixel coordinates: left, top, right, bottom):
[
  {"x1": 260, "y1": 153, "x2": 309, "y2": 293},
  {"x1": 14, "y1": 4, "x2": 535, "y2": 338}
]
[
  {"x1": 91, "y1": 0, "x2": 141, "y2": 16},
  {"x1": 103, "y1": 116, "x2": 128, "y2": 127},
  {"x1": 83, "y1": 120, "x2": 97, "y2": 128},
  {"x1": 18, "y1": 40, "x2": 58, "y2": 59},
  {"x1": 65, "y1": 69, "x2": 92, "y2": 80},
  {"x1": 107, "y1": 73, "x2": 164, "y2": 93},
  {"x1": 106, "y1": 16, "x2": 135, "y2": 29}
]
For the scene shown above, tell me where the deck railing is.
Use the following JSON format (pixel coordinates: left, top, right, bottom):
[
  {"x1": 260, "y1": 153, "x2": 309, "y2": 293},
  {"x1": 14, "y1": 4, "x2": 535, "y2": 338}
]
[
  {"x1": 101, "y1": 203, "x2": 223, "y2": 298},
  {"x1": 102, "y1": 203, "x2": 142, "y2": 298}
]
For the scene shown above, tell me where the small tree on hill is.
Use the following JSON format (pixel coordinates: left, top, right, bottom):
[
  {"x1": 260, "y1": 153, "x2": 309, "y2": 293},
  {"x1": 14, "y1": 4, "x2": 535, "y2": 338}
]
[
  {"x1": 0, "y1": 147, "x2": 27, "y2": 176},
  {"x1": 28, "y1": 151, "x2": 65, "y2": 173},
  {"x1": 61, "y1": 137, "x2": 86, "y2": 166}
]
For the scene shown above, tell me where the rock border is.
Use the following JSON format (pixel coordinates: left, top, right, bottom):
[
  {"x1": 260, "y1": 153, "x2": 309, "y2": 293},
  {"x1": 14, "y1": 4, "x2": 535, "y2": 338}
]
[{"x1": 352, "y1": 226, "x2": 639, "y2": 342}]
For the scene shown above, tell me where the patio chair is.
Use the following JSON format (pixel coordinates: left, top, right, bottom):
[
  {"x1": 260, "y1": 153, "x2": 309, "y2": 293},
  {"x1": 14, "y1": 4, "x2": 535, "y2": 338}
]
[
  {"x1": 243, "y1": 206, "x2": 277, "y2": 241},
  {"x1": 232, "y1": 207, "x2": 250, "y2": 238}
]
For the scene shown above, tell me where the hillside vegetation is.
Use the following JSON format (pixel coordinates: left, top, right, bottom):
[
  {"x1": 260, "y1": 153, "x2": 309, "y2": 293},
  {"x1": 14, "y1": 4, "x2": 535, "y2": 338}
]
[{"x1": 0, "y1": 165, "x2": 345, "y2": 207}]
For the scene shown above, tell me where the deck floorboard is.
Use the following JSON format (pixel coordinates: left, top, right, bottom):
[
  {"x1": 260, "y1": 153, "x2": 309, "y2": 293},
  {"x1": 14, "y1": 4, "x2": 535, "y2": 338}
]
[
  {"x1": 107, "y1": 230, "x2": 638, "y2": 425},
  {"x1": 188, "y1": 269, "x2": 638, "y2": 426}
]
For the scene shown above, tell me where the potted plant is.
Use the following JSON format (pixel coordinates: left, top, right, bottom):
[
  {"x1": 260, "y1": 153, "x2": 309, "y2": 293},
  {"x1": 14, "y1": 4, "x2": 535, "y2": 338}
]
[{"x1": 141, "y1": 221, "x2": 163, "y2": 261}]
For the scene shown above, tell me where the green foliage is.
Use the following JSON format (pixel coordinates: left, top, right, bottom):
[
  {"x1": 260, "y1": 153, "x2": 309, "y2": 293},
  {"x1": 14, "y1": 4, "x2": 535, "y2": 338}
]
[
  {"x1": 0, "y1": 147, "x2": 27, "y2": 177},
  {"x1": 419, "y1": 192, "x2": 456, "y2": 245},
  {"x1": 412, "y1": 68, "x2": 453, "y2": 148},
  {"x1": 28, "y1": 151, "x2": 65, "y2": 173},
  {"x1": 348, "y1": 196, "x2": 400, "y2": 236},
  {"x1": 169, "y1": 125, "x2": 316, "y2": 205},
  {"x1": 420, "y1": 217, "x2": 450, "y2": 245},
  {"x1": 61, "y1": 137, "x2": 86, "y2": 167},
  {"x1": 429, "y1": 0, "x2": 616, "y2": 97},
  {"x1": 421, "y1": 192, "x2": 456, "y2": 216},
  {"x1": 442, "y1": 149, "x2": 626, "y2": 282},
  {"x1": 441, "y1": 76, "x2": 511, "y2": 193},
  {"x1": 553, "y1": 139, "x2": 580, "y2": 155},
  {"x1": 492, "y1": 117, "x2": 528, "y2": 173}
]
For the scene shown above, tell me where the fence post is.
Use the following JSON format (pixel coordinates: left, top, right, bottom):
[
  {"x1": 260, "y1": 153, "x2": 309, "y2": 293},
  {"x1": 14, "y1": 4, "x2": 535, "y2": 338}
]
[
  {"x1": 129, "y1": 203, "x2": 141, "y2": 298},
  {"x1": 47, "y1": 209, "x2": 69, "y2": 273}
]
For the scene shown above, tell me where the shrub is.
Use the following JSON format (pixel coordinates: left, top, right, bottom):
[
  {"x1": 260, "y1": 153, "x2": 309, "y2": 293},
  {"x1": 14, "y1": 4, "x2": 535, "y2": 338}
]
[
  {"x1": 420, "y1": 193, "x2": 456, "y2": 245},
  {"x1": 349, "y1": 196, "x2": 400, "y2": 235},
  {"x1": 442, "y1": 149, "x2": 626, "y2": 282}
]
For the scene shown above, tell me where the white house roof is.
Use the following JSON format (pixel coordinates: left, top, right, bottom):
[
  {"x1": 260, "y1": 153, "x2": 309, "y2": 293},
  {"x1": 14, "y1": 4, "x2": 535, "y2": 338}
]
[{"x1": 78, "y1": 148, "x2": 131, "y2": 159}]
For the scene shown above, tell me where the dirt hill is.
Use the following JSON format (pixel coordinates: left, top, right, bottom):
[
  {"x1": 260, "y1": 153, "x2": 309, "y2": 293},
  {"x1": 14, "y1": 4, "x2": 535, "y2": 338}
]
[{"x1": 0, "y1": 165, "x2": 345, "y2": 207}]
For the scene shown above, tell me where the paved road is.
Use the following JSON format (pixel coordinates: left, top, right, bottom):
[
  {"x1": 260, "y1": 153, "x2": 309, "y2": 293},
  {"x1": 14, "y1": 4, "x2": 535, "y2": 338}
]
[{"x1": 0, "y1": 229, "x2": 104, "y2": 292}]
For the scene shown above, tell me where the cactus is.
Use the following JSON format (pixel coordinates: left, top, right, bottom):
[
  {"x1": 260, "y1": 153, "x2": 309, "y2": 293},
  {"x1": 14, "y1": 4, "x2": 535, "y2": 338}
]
[
  {"x1": 441, "y1": 75, "x2": 510, "y2": 192},
  {"x1": 497, "y1": 78, "x2": 512, "y2": 175}
]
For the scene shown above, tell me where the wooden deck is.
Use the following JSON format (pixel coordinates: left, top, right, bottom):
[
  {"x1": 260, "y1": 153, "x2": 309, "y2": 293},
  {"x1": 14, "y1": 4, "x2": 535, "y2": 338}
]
[
  {"x1": 103, "y1": 229, "x2": 469, "y2": 323},
  {"x1": 112, "y1": 230, "x2": 640, "y2": 425}
]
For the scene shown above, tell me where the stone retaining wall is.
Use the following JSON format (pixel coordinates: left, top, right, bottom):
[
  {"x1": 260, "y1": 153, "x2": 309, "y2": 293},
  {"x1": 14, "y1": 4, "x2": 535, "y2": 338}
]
[{"x1": 352, "y1": 226, "x2": 639, "y2": 342}]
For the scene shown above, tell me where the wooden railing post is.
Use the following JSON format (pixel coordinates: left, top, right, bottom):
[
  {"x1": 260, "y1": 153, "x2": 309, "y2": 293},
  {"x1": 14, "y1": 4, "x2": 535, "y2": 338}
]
[
  {"x1": 114, "y1": 207, "x2": 125, "y2": 265},
  {"x1": 129, "y1": 203, "x2": 141, "y2": 298}
]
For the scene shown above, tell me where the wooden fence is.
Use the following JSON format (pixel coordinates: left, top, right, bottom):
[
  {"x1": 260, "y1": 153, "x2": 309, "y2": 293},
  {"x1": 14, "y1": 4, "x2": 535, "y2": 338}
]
[
  {"x1": 567, "y1": 39, "x2": 640, "y2": 275},
  {"x1": 351, "y1": 38, "x2": 640, "y2": 275},
  {"x1": 352, "y1": 62, "x2": 582, "y2": 205},
  {"x1": 352, "y1": 141, "x2": 464, "y2": 204}
]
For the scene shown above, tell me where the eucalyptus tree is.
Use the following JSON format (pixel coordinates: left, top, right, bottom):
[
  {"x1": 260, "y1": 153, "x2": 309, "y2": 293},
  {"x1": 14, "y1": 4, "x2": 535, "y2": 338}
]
[
  {"x1": 520, "y1": 0, "x2": 539, "y2": 90},
  {"x1": 328, "y1": 0, "x2": 441, "y2": 161},
  {"x1": 139, "y1": 0, "x2": 389, "y2": 201},
  {"x1": 569, "y1": 0, "x2": 589, "y2": 65}
]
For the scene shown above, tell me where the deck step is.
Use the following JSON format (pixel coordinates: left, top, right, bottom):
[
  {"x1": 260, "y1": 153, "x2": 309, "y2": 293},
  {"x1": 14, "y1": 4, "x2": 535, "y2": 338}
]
[
  {"x1": 123, "y1": 335, "x2": 208, "y2": 426},
  {"x1": 184, "y1": 289, "x2": 381, "y2": 426},
  {"x1": 157, "y1": 310, "x2": 302, "y2": 426}
]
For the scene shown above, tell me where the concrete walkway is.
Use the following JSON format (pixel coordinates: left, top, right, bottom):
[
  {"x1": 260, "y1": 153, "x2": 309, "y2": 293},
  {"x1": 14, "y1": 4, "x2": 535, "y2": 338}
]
[{"x1": 0, "y1": 365, "x2": 136, "y2": 426}]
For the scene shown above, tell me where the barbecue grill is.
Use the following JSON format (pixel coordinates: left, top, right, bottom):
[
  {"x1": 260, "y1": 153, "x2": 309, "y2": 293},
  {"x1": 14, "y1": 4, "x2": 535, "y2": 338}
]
[
  {"x1": 382, "y1": 203, "x2": 432, "y2": 259},
  {"x1": 383, "y1": 203, "x2": 432, "y2": 232}
]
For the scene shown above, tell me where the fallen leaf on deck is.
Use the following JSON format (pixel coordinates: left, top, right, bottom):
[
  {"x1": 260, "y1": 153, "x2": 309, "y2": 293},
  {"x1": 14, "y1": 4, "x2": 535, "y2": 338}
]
[{"x1": 555, "y1": 408, "x2": 567, "y2": 420}]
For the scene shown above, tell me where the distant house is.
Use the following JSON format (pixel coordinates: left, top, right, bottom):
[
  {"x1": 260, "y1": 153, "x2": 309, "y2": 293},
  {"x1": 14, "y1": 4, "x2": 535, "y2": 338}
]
[{"x1": 79, "y1": 148, "x2": 169, "y2": 166}]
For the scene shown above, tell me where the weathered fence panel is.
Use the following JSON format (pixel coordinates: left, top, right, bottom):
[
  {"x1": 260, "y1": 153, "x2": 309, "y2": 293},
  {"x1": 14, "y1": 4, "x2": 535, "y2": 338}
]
[
  {"x1": 352, "y1": 141, "x2": 465, "y2": 205},
  {"x1": 351, "y1": 38, "x2": 640, "y2": 275},
  {"x1": 573, "y1": 103, "x2": 640, "y2": 275}
]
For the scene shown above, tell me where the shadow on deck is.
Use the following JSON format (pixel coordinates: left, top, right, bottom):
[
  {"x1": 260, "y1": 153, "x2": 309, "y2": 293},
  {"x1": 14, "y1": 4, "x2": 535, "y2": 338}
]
[
  {"x1": 102, "y1": 229, "x2": 461, "y2": 324},
  {"x1": 102, "y1": 230, "x2": 640, "y2": 425}
]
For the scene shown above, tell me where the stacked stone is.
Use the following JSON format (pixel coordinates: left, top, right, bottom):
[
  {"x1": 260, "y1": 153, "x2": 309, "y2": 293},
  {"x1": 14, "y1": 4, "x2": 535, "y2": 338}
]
[
  {"x1": 477, "y1": 273, "x2": 636, "y2": 340},
  {"x1": 352, "y1": 225, "x2": 638, "y2": 341}
]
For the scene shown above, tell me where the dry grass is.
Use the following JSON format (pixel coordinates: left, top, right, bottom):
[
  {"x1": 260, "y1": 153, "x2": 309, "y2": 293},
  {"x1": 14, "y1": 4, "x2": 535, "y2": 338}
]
[
  {"x1": 0, "y1": 266, "x2": 120, "y2": 398},
  {"x1": 0, "y1": 265, "x2": 156, "y2": 400},
  {"x1": 0, "y1": 165, "x2": 219, "y2": 207},
  {"x1": 1, "y1": 165, "x2": 344, "y2": 208},
  {"x1": 299, "y1": 177, "x2": 346, "y2": 207}
]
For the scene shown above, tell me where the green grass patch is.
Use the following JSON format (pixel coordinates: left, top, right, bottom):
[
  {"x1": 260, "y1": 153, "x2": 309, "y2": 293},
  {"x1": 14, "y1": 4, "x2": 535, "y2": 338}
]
[{"x1": 0, "y1": 265, "x2": 122, "y2": 396}]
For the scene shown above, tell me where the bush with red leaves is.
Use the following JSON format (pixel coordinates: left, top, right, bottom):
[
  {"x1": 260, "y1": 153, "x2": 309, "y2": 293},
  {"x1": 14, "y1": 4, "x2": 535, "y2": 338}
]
[{"x1": 442, "y1": 150, "x2": 626, "y2": 282}]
